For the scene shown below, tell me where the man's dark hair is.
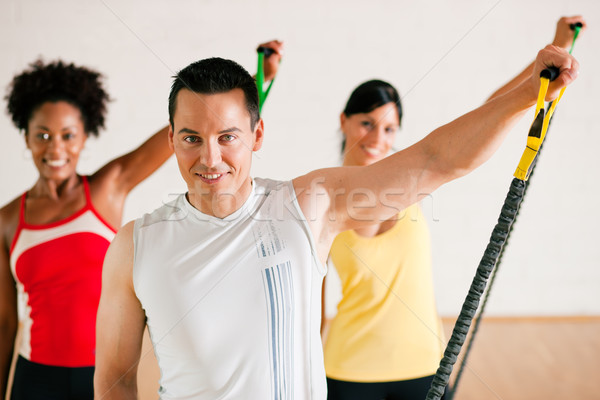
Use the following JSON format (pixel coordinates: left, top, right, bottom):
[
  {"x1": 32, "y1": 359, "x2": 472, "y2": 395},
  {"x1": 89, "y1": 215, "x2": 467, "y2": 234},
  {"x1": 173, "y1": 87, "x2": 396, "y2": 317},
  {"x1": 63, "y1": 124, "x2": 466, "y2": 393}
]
[
  {"x1": 168, "y1": 58, "x2": 260, "y2": 130},
  {"x1": 5, "y1": 59, "x2": 110, "y2": 136}
]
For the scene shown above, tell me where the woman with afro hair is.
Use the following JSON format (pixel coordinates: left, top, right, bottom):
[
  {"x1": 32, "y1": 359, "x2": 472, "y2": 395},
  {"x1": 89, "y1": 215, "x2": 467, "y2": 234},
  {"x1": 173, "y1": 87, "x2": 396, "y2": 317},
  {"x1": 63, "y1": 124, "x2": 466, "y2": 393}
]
[
  {"x1": 0, "y1": 58, "x2": 173, "y2": 399},
  {"x1": 0, "y1": 40, "x2": 283, "y2": 399}
]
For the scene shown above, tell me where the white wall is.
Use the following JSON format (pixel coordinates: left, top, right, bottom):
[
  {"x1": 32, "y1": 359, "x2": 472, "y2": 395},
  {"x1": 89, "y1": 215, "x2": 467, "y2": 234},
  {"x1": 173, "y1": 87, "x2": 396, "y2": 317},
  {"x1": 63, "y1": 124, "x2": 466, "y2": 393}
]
[{"x1": 1, "y1": 0, "x2": 598, "y2": 316}]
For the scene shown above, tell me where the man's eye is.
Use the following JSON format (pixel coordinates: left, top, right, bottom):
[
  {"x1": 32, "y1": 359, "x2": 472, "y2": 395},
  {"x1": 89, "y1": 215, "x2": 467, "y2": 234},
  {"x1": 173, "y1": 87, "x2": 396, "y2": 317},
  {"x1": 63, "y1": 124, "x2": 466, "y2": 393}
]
[
  {"x1": 221, "y1": 134, "x2": 235, "y2": 142},
  {"x1": 183, "y1": 136, "x2": 201, "y2": 143}
]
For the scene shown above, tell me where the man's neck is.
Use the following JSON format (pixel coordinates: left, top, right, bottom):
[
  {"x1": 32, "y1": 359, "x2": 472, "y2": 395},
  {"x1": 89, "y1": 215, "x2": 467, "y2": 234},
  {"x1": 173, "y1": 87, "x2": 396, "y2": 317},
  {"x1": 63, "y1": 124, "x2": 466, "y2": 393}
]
[{"x1": 188, "y1": 178, "x2": 253, "y2": 219}]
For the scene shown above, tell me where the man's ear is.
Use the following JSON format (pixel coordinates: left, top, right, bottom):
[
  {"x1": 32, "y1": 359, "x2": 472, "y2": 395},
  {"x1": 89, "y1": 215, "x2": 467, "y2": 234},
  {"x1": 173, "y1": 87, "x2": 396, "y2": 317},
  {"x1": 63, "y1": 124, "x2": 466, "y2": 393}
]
[
  {"x1": 252, "y1": 118, "x2": 264, "y2": 152},
  {"x1": 168, "y1": 125, "x2": 175, "y2": 151}
]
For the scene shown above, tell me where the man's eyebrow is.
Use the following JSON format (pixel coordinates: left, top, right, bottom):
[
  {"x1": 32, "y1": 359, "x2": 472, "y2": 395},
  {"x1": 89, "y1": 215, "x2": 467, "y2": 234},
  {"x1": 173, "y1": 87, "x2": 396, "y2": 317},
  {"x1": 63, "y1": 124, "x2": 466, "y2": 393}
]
[
  {"x1": 177, "y1": 128, "x2": 199, "y2": 135},
  {"x1": 219, "y1": 127, "x2": 242, "y2": 134},
  {"x1": 177, "y1": 127, "x2": 242, "y2": 135}
]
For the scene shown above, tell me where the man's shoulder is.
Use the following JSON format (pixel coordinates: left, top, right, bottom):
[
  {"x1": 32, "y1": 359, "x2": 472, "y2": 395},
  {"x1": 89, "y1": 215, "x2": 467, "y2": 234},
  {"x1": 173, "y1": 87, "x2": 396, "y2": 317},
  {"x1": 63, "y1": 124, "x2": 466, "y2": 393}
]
[
  {"x1": 254, "y1": 177, "x2": 297, "y2": 200},
  {"x1": 135, "y1": 193, "x2": 188, "y2": 230},
  {"x1": 254, "y1": 177, "x2": 288, "y2": 192}
]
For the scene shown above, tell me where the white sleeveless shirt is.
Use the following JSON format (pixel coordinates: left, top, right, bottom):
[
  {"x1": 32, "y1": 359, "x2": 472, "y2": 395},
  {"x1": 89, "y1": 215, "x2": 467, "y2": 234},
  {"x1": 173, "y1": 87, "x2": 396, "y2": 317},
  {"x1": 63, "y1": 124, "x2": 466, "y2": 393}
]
[{"x1": 133, "y1": 178, "x2": 327, "y2": 399}]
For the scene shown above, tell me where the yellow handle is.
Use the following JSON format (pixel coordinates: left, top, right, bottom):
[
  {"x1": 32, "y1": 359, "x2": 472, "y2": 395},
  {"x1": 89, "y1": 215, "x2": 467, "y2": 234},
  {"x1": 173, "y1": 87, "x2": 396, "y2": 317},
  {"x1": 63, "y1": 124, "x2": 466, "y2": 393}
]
[{"x1": 513, "y1": 77, "x2": 565, "y2": 181}]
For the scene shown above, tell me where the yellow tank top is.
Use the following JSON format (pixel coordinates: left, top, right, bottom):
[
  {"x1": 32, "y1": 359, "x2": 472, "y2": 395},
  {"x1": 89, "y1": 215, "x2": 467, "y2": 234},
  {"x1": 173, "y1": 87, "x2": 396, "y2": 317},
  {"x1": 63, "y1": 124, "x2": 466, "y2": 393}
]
[{"x1": 324, "y1": 204, "x2": 445, "y2": 382}]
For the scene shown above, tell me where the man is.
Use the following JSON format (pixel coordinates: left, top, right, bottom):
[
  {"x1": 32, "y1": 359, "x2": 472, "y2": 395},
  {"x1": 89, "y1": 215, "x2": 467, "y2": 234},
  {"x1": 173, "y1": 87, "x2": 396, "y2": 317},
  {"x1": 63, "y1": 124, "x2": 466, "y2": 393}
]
[{"x1": 94, "y1": 46, "x2": 578, "y2": 399}]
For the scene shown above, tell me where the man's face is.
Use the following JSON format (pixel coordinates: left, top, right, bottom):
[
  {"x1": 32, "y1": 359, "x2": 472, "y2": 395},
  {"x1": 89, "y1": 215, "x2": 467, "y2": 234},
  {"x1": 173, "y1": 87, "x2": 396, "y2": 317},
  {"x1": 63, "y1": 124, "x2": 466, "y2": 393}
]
[{"x1": 169, "y1": 88, "x2": 263, "y2": 214}]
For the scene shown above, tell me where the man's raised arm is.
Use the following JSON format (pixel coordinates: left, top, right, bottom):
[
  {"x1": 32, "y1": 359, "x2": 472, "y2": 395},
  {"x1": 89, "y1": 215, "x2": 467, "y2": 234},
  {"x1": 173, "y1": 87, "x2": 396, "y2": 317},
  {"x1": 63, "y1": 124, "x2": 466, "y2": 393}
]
[{"x1": 294, "y1": 45, "x2": 578, "y2": 260}]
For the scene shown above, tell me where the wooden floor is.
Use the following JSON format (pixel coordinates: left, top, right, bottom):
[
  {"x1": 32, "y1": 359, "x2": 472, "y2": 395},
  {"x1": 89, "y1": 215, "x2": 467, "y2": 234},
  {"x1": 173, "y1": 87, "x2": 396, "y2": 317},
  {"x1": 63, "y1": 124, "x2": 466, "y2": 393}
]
[
  {"x1": 7, "y1": 317, "x2": 600, "y2": 399},
  {"x1": 136, "y1": 316, "x2": 600, "y2": 400},
  {"x1": 440, "y1": 317, "x2": 600, "y2": 400}
]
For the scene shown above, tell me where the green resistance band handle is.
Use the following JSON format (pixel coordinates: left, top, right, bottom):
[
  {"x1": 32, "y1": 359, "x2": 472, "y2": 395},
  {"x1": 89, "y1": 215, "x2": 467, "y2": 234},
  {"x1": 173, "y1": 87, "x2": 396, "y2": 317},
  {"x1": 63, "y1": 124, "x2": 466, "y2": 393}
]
[
  {"x1": 569, "y1": 22, "x2": 582, "y2": 54},
  {"x1": 257, "y1": 46, "x2": 275, "y2": 57},
  {"x1": 570, "y1": 22, "x2": 583, "y2": 30},
  {"x1": 256, "y1": 46, "x2": 277, "y2": 112}
]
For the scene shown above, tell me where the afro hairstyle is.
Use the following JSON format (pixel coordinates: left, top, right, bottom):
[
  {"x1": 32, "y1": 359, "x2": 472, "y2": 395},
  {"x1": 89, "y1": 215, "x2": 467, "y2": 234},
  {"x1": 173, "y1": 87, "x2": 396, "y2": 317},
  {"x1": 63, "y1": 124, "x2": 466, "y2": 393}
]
[{"x1": 5, "y1": 58, "x2": 110, "y2": 137}]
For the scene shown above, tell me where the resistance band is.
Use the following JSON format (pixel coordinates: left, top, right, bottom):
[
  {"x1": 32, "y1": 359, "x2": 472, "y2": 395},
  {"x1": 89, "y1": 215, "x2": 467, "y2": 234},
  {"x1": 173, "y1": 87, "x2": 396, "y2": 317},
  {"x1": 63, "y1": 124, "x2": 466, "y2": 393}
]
[
  {"x1": 426, "y1": 25, "x2": 580, "y2": 398},
  {"x1": 256, "y1": 46, "x2": 277, "y2": 112},
  {"x1": 445, "y1": 22, "x2": 583, "y2": 400},
  {"x1": 426, "y1": 67, "x2": 561, "y2": 400}
]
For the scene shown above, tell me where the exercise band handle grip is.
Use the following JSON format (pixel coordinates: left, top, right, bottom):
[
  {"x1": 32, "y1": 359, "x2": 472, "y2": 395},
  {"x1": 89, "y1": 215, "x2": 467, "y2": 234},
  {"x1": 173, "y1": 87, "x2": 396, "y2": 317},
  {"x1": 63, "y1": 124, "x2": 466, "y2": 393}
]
[
  {"x1": 540, "y1": 67, "x2": 559, "y2": 82},
  {"x1": 257, "y1": 46, "x2": 275, "y2": 57},
  {"x1": 256, "y1": 46, "x2": 278, "y2": 112},
  {"x1": 570, "y1": 22, "x2": 583, "y2": 30}
]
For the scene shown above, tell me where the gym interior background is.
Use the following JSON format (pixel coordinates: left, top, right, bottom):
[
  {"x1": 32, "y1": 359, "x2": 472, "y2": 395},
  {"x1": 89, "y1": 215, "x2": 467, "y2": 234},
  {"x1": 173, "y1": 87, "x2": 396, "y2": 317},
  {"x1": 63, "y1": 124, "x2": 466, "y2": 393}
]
[{"x1": 1, "y1": 1, "x2": 599, "y2": 398}]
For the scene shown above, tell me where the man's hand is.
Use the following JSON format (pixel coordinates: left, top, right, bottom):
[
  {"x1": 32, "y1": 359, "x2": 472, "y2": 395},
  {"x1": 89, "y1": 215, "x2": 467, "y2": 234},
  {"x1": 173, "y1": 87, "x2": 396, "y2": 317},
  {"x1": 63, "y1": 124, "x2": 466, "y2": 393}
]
[{"x1": 530, "y1": 45, "x2": 579, "y2": 102}]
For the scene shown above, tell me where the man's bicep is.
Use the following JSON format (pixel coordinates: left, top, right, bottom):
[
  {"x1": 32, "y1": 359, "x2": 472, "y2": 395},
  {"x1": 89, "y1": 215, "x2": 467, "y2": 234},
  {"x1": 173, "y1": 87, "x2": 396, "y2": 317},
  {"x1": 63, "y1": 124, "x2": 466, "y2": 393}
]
[
  {"x1": 95, "y1": 222, "x2": 146, "y2": 397},
  {"x1": 294, "y1": 166, "x2": 389, "y2": 238},
  {"x1": 297, "y1": 149, "x2": 437, "y2": 233}
]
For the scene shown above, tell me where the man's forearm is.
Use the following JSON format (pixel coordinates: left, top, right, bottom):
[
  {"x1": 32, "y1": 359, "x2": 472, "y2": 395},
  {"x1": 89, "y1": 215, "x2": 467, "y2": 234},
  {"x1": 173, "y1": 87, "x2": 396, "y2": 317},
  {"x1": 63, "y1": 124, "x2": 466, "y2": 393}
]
[{"x1": 422, "y1": 81, "x2": 535, "y2": 184}]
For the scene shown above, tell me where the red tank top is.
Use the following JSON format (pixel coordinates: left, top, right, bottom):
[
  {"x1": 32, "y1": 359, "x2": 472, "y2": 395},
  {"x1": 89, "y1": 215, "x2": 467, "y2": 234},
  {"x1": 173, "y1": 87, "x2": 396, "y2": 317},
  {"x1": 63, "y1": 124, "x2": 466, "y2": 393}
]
[{"x1": 9, "y1": 176, "x2": 116, "y2": 367}]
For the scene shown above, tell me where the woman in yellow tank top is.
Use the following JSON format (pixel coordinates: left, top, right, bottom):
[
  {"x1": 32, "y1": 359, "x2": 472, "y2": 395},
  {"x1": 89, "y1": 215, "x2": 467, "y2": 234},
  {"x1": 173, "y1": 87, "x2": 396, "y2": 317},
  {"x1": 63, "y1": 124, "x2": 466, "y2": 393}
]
[
  {"x1": 322, "y1": 17, "x2": 585, "y2": 400},
  {"x1": 322, "y1": 80, "x2": 447, "y2": 399}
]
